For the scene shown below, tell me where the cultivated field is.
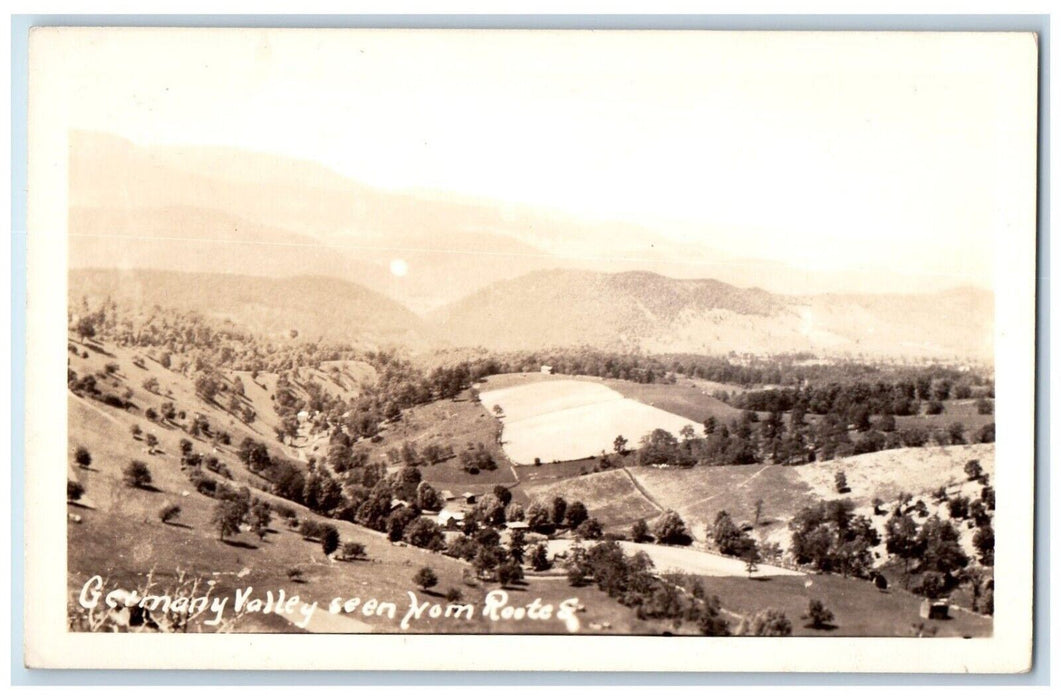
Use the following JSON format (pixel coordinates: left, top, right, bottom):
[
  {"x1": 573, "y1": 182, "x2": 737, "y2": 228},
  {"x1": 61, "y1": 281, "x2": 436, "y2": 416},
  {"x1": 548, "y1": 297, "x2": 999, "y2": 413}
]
[
  {"x1": 523, "y1": 469, "x2": 662, "y2": 527},
  {"x1": 480, "y1": 379, "x2": 695, "y2": 464}
]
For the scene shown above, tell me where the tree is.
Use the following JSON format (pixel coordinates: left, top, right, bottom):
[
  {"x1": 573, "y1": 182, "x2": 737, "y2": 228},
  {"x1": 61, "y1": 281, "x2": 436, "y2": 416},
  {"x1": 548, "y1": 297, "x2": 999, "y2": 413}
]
[
  {"x1": 613, "y1": 435, "x2": 628, "y2": 455},
  {"x1": 413, "y1": 567, "x2": 438, "y2": 591},
  {"x1": 122, "y1": 460, "x2": 152, "y2": 489},
  {"x1": 697, "y1": 596, "x2": 730, "y2": 636},
  {"x1": 130, "y1": 424, "x2": 142, "y2": 439},
  {"x1": 404, "y1": 517, "x2": 446, "y2": 551},
  {"x1": 530, "y1": 543, "x2": 551, "y2": 571},
  {"x1": 75, "y1": 316, "x2": 96, "y2": 342},
  {"x1": 753, "y1": 498, "x2": 764, "y2": 526},
  {"x1": 834, "y1": 470, "x2": 849, "y2": 493},
  {"x1": 67, "y1": 479, "x2": 84, "y2": 502},
  {"x1": 74, "y1": 446, "x2": 92, "y2": 469},
  {"x1": 885, "y1": 513, "x2": 921, "y2": 575},
  {"x1": 712, "y1": 511, "x2": 746, "y2": 555},
  {"x1": 159, "y1": 503, "x2": 181, "y2": 524},
  {"x1": 497, "y1": 561, "x2": 524, "y2": 589},
  {"x1": 743, "y1": 541, "x2": 762, "y2": 578},
  {"x1": 550, "y1": 496, "x2": 568, "y2": 527},
  {"x1": 142, "y1": 377, "x2": 160, "y2": 394},
  {"x1": 654, "y1": 510, "x2": 691, "y2": 545},
  {"x1": 492, "y1": 484, "x2": 513, "y2": 507},
  {"x1": 965, "y1": 459, "x2": 984, "y2": 481},
  {"x1": 807, "y1": 599, "x2": 835, "y2": 629},
  {"x1": 638, "y1": 428, "x2": 680, "y2": 465},
  {"x1": 740, "y1": 608, "x2": 792, "y2": 637},
  {"x1": 211, "y1": 499, "x2": 244, "y2": 541},
  {"x1": 565, "y1": 501, "x2": 589, "y2": 529},
  {"x1": 145, "y1": 433, "x2": 159, "y2": 452},
  {"x1": 249, "y1": 501, "x2": 272, "y2": 540},
  {"x1": 918, "y1": 516, "x2": 969, "y2": 574},
  {"x1": 321, "y1": 526, "x2": 340, "y2": 556},
  {"x1": 526, "y1": 501, "x2": 553, "y2": 533},
  {"x1": 631, "y1": 518, "x2": 651, "y2": 543},
  {"x1": 974, "y1": 523, "x2": 995, "y2": 565}
]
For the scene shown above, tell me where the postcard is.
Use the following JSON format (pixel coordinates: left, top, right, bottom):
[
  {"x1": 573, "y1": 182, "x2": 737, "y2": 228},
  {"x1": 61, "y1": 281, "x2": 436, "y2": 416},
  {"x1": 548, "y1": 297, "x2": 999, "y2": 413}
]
[{"x1": 23, "y1": 27, "x2": 1038, "y2": 672}]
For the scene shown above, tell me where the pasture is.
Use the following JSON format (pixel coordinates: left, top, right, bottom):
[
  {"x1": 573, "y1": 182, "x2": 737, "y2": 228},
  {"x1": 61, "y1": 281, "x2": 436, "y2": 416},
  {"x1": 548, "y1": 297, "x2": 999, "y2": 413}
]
[{"x1": 480, "y1": 379, "x2": 696, "y2": 464}]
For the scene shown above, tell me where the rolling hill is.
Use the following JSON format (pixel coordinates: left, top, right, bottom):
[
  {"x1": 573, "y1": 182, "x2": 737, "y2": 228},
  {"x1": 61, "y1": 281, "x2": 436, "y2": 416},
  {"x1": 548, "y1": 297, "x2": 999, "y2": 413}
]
[
  {"x1": 69, "y1": 268, "x2": 434, "y2": 349},
  {"x1": 429, "y1": 270, "x2": 993, "y2": 360}
]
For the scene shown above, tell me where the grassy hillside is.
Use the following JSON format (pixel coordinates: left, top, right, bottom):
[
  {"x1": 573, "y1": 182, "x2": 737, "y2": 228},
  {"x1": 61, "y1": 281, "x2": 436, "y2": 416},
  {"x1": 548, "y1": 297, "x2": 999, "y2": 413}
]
[{"x1": 65, "y1": 337, "x2": 661, "y2": 635}]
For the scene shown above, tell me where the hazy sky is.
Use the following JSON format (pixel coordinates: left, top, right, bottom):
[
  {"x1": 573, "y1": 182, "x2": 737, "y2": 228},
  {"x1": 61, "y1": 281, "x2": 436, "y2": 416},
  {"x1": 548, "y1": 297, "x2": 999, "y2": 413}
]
[{"x1": 38, "y1": 28, "x2": 1038, "y2": 290}]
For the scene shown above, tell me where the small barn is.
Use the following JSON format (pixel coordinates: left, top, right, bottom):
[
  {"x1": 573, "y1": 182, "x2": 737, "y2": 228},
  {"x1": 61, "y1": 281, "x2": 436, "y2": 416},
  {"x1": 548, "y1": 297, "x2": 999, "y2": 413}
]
[
  {"x1": 919, "y1": 598, "x2": 950, "y2": 620},
  {"x1": 462, "y1": 491, "x2": 478, "y2": 505}
]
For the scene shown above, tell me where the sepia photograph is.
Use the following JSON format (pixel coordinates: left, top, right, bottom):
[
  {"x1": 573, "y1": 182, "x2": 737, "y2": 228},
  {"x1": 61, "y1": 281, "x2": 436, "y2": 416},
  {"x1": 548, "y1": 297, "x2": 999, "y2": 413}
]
[{"x1": 23, "y1": 26, "x2": 1039, "y2": 672}]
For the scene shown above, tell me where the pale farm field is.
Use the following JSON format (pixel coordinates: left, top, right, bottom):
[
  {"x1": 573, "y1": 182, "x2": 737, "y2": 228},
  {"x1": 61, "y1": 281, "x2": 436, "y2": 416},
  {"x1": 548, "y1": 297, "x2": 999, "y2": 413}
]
[
  {"x1": 480, "y1": 380, "x2": 696, "y2": 464},
  {"x1": 546, "y1": 539, "x2": 803, "y2": 578},
  {"x1": 793, "y1": 443, "x2": 995, "y2": 508}
]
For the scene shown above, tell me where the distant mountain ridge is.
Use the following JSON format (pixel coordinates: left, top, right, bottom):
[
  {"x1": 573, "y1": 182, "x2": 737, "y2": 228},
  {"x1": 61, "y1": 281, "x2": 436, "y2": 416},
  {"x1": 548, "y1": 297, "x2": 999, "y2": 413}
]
[
  {"x1": 429, "y1": 269, "x2": 993, "y2": 360},
  {"x1": 67, "y1": 131, "x2": 977, "y2": 318}
]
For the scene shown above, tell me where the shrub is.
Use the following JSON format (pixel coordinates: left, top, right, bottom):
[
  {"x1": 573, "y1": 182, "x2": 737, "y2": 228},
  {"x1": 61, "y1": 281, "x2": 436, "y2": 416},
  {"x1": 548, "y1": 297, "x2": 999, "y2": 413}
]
[
  {"x1": 631, "y1": 518, "x2": 652, "y2": 543},
  {"x1": 576, "y1": 518, "x2": 604, "y2": 540},
  {"x1": 122, "y1": 460, "x2": 152, "y2": 488},
  {"x1": 445, "y1": 587, "x2": 463, "y2": 603},
  {"x1": 74, "y1": 446, "x2": 92, "y2": 469},
  {"x1": 413, "y1": 567, "x2": 438, "y2": 591},
  {"x1": 67, "y1": 479, "x2": 84, "y2": 502},
  {"x1": 159, "y1": 503, "x2": 182, "y2": 524},
  {"x1": 130, "y1": 424, "x2": 142, "y2": 438},
  {"x1": 654, "y1": 510, "x2": 691, "y2": 545},
  {"x1": 341, "y1": 542, "x2": 366, "y2": 560},
  {"x1": 807, "y1": 599, "x2": 835, "y2": 629},
  {"x1": 300, "y1": 520, "x2": 324, "y2": 541},
  {"x1": 286, "y1": 567, "x2": 304, "y2": 582},
  {"x1": 740, "y1": 608, "x2": 792, "y2": 637}
]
